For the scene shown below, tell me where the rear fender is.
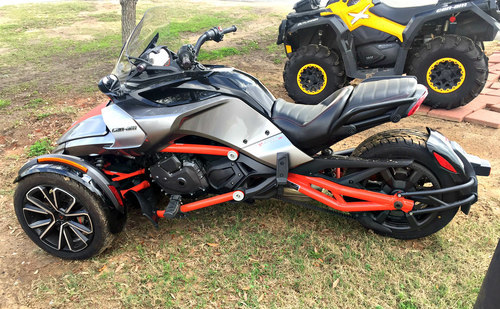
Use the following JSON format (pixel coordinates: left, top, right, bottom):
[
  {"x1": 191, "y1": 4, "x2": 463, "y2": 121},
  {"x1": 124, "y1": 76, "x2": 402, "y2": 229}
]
[
  {"x1": 14, "y1": 154, "x2": 124, "y2": 214},
  {"x1": 426, "y1": 129, "x2": 491, "y2": 214},
  {"x1": 404, "y1": 3, "x2": 500, "y2": 46}
]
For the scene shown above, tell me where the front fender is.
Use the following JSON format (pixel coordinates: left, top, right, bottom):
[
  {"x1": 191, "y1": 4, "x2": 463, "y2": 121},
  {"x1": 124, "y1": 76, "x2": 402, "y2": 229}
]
[
  {"x1": 14, "y1": 154, "x2": 124, "y2": 213},
  {"x1": 287, "y1": 15, "x2": 360, "y2": 78}
]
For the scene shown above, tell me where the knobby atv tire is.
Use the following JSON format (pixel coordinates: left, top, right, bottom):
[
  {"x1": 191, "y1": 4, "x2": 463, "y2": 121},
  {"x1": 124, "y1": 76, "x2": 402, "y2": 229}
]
[
  {"x1": 407, "y1": 35, "x2": 488, "y2": 109},
  {"x1": 284, "y1": 44, "x2": 346, "y2": 104},
  {"x1": 14, "y1": 174, "x2": 115, "y2": 260},
  {"x1": 351, "y1": 129, "x2": 459, "y2": 239}
]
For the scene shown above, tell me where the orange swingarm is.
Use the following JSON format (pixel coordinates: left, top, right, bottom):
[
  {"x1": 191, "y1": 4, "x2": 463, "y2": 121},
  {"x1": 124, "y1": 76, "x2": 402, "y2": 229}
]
[{"x1": 287, "y1": 173, "x2": 414, "y2": 213}]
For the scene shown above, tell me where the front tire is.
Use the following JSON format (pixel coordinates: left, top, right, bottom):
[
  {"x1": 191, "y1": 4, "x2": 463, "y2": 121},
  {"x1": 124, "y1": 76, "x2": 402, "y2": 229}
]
[
  {"x1": 351, "y1": 129, "x2": 458, "y2": 239},
  {"x1": 14, "y1": 174, "x2": 114, "y2": 259},
  {"x1": 284, "y1": 44, "x2": 346, "y2": 104},
  {"x1": 407, "y1": 35, "x2": 488, "y2": 109}
]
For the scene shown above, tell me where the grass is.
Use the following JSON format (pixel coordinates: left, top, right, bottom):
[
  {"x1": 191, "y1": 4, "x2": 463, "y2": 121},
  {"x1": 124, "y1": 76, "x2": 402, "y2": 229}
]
[
  {"x1": 30, "y1": 201, "x2": 499, "y2": 308},
  {"x1": 28, "y1": 138, "x2": 53, "y2": 157},
  {"x1": 0, "y1": 99, "x2": 11, "y2": 109},
  {"x1": 198, "y1": 41, "x2": 260, "y2": 61}
]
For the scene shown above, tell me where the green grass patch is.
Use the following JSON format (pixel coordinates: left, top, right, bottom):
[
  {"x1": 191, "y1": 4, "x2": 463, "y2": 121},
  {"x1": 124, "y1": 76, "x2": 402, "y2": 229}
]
[
  {"x1": 198, "y1": 41, "x2": 260, "y2": 61},
  {"x1": 28, "y1": 138, "x2": 53, "y2": 157},
  {"x1": 0, "y1": 99, "x2": 11, "y2": 109},
  {"x1": 0, "y1": 2, "x2": 96, "y2": 30},
  {"x1": 26, "y1": 98, "x2": 48, "y2": 109},
  {"x1": 198, "y1": 47, "x2": 241, "y2": 61},
  {"x1": 91, "y1": 12, "x2": 120, "y2": 22}
]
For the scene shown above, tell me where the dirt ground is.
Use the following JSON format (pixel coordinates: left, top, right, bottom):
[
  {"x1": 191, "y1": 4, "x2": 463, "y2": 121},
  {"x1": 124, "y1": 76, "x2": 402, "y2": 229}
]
[{"x1": 0, "y1": 1, "x2": 499, "y2": 308}]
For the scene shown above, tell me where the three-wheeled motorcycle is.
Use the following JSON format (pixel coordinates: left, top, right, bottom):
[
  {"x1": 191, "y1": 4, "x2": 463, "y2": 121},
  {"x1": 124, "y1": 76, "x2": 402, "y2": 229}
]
[{"x1": 14, "y1": 7, "x2": 490, "y2": 259}]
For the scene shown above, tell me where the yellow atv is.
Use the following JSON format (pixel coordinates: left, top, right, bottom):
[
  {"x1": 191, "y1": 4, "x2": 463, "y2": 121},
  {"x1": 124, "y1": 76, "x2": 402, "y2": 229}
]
[{"x1": 277, "y1": 0, "x2": 500, "y2": 109}]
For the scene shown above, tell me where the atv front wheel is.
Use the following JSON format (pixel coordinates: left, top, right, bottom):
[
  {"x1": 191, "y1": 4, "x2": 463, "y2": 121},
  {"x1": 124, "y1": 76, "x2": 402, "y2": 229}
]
[
  {"x1": 407, "y1": 35, "x2": 488, "y2": 109},
  {"x1": 351, "y1": 129, "x2": 458, "y2": 239},
  {"x1": 14, "y1": 174, "x2": 114, "y2": 259},
  {"x1": 284, "y1": 44, "x2": 346, "y2": 104}
]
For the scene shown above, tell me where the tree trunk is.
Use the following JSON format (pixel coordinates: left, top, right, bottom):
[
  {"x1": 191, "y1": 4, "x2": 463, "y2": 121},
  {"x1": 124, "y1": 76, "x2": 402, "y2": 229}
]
[{"x1": 120, "y1": 0, "x2": 138, "y2": 45}]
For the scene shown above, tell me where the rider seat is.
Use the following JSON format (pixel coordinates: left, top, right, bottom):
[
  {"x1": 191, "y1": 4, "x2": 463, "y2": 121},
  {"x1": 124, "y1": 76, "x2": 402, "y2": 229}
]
[
  {"x1": 271, "y1": 77, "x2": 418, "y2": 154},
  {"x1": 272, "y1": 86, "x2": 353, "y2": 154}
]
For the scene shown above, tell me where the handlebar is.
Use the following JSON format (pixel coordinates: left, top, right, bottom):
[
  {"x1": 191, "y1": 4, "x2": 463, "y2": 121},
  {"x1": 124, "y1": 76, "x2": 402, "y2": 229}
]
[{"x1": 193, "y1": 25, "x2": 238, "y2": 57}]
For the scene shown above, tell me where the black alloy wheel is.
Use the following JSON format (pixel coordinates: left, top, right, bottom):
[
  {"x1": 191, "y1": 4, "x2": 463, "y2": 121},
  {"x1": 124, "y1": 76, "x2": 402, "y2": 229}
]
[
  {"x1": 14, "y1": 174, "x2": 113, "y2": 259},
  {"x1": 22, "y1": 186, "x2": 93, "y2": 252},
  {"x1": 360, "y1": 163, "x2": 442, "y2": 233}
]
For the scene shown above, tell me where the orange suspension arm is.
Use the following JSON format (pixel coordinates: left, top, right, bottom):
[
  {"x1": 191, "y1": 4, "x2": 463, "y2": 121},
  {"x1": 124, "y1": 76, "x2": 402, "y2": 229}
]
[
  {"x1": 287, "y1": 173, "x2": 414, "y2": 213},
  {"x1": 156, "y1": 191, "x2": 241, "y2": 218}
]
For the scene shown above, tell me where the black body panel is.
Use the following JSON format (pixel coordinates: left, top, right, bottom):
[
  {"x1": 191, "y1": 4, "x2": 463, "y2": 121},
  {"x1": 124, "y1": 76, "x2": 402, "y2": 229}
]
[
  {"x1": 127, "y1": 68, "x2": 275, "y2": 117},
  {"x1": 357, "y1": 42, "x2": 400, "y2": 67}
]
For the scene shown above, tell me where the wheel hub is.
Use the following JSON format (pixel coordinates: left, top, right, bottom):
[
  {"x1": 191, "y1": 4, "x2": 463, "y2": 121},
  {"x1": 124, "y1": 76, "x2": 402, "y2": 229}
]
[
  {"x1": 427, "y1": 57, "x2": 466, "y2": 94},
  {"x1": 297, "y1": 63, "x2": 328, "y2": 95},
  {"x1": 22, "y1": 186, "x2": 94, "y2": 252}
]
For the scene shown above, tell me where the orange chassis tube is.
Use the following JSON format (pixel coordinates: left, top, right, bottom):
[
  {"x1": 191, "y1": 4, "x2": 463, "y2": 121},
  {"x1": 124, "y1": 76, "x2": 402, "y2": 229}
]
[
  {"x1": 149, "y1": 144, "x2": 415, "y2": 215},
  {"x1": 287, "y1": 173, "x2": 414, "y2": 213}
]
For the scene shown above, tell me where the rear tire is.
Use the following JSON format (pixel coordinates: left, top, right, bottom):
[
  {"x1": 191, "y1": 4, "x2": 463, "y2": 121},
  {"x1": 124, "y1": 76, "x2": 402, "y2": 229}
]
[
  {"x1": 14, "y1": 174, "x2": 114, "y2": 259},
  {"x1": 284, "y1": 44, "x2": 346, "y2": 104},
  {"x1": 407, "y1": 35, "x2": 488, "y2": 109},
  {"x1": 351, "y1": 129, "x2": 458, "y2": 239}
]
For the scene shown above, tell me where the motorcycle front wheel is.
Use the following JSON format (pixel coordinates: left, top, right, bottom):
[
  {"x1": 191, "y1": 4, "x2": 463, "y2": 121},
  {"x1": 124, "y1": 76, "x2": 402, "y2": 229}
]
[{"x1": 14, "y1": 173, "x2": 114, "y2": 259}]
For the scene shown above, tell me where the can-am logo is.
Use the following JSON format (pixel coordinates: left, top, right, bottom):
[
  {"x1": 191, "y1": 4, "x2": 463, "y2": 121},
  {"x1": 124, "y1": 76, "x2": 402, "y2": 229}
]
[
  {"x1": 112, "y1": 126, "x2": 137, "y2": 133},
  {"x1": 436, "y1": 3, "x2": 468, "y2": 13}
]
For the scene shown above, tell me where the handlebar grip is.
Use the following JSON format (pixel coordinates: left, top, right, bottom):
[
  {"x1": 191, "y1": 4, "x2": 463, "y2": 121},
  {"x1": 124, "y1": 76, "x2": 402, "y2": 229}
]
[{"x1": 222, "y1": 25, "x2": 237, "y2": 35}]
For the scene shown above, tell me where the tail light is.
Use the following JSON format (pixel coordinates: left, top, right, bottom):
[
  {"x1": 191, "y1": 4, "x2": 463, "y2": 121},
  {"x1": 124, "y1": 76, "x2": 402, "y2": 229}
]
[{"x1": 408, "y1": 89, "x2": 428, "y2": 116}]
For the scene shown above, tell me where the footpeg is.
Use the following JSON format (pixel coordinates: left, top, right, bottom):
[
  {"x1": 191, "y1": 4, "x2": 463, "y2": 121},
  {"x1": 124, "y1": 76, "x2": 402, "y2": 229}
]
[{"x1": 163, "y1": 195, "x2": 182, "y2": 219}]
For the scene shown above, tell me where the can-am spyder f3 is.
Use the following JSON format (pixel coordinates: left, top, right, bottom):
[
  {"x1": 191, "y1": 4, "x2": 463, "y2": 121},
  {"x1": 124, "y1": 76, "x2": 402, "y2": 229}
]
[{"x1": 13, "y1": 7, "x2": 491, "y2": 259}]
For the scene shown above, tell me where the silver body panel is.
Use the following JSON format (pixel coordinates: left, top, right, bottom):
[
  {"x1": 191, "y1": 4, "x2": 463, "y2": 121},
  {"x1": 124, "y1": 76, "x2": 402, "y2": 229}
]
[
  {"x1": 60, "y1": 95, "x2": 313, "y2": 168},
  {"x1": 101, "y1": 104, "x2": 146, "y2": 149},
  {"x1": 57, "y1": 115, "x2": 107, "y2": 144}
]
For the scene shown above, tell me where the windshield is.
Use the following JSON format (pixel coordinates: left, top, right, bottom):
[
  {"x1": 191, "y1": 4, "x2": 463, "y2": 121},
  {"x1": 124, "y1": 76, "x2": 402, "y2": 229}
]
[{"x1": 112, "y1": 7, "x2": 172, "y2": 82}]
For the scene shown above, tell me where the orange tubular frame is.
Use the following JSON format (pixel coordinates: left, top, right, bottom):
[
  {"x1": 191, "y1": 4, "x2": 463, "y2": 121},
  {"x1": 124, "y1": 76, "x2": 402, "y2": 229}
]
[
  {"x1": 287, "y1": 173, "x2": 414, "y2": 213},
  {"x1": 156, "y1": 191, "x2": 239, "y2": 218},
  {"x1": 103, "y1": 168, "x2": 146, "y2": 181},
  {"x1": 161, "y1": 144, "x2": 238, "y2": 157},
  {"x1": 120, "y1": 180, "x2": 150, "y2": 196}
]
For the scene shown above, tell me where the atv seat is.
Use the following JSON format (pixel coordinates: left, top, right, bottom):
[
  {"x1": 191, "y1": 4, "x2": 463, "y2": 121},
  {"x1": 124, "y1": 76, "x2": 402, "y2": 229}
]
[
  {"x1": 272, "y1": 77, "x2": 418, "y2": 154},
  {"x1": 372, "y1": 2, "x2": 436, "y2": 25}
]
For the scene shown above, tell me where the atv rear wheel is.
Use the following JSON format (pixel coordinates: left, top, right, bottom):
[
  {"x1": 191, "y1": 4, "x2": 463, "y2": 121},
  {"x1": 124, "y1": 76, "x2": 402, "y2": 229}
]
[
  {"x1": 350, "y1": 129, "x2": 458, "y2": 239},
  {"x1": 284, "y1": 44, "x2": 346, "y2": 104},
  {"x1": 407, "y1": 35, "x2": 488, "y2": 109},
  {"x1": 14, "y1": 174, "x2": 114, "y2": 259}
]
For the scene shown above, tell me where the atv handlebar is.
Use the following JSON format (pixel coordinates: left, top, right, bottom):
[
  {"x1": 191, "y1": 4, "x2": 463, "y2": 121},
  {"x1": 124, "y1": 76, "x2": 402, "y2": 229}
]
[{"x1": 194, "y1": 25, "x2": 238, "y2": 57}]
